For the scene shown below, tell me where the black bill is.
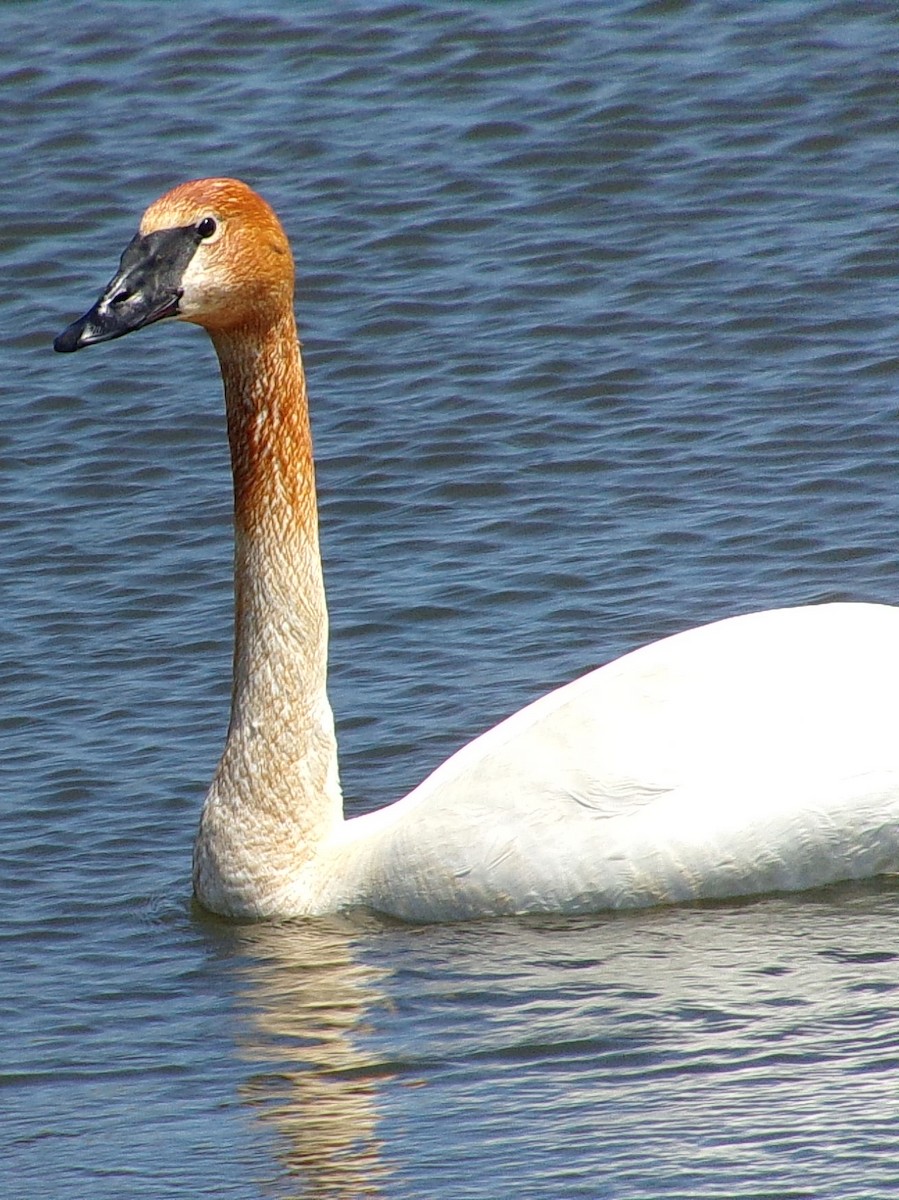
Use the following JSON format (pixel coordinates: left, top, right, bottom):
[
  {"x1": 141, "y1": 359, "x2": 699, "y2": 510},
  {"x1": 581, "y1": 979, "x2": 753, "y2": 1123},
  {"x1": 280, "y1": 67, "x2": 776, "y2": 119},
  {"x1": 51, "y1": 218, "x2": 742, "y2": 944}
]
[{"x1": 54, "y1": 224, "x2": 204, "y2": 353}]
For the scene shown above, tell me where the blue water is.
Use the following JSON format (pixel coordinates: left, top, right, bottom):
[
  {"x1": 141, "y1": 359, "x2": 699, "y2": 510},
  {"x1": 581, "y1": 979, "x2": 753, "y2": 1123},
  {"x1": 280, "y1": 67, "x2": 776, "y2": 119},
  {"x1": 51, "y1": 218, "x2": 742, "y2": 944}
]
[{"x1": 5, "y1": 1, "x2": 899, "y2": 1195}]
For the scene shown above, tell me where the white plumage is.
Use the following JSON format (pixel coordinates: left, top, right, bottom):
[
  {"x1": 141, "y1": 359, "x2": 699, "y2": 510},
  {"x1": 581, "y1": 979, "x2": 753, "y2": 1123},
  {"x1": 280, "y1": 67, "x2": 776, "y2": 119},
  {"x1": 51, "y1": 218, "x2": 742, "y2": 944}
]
[{"x1": 321, "y1": 602, "x2": 899, "y2": 920}]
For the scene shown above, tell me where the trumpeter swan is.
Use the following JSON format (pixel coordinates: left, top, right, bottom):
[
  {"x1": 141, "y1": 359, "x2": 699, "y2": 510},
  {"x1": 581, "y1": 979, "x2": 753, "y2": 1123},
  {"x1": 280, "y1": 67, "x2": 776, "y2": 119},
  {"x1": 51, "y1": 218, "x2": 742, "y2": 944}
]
[{"x1": 54, "y1": 178, "x2": 899, "y2": 921}]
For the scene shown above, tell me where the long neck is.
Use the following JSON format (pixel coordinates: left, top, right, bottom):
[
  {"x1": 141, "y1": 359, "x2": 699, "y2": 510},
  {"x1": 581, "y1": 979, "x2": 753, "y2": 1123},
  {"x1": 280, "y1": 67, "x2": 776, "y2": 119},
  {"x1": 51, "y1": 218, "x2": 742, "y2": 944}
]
[{"x1": 195, "y1": 309, "x2": 342, "y2": 914}]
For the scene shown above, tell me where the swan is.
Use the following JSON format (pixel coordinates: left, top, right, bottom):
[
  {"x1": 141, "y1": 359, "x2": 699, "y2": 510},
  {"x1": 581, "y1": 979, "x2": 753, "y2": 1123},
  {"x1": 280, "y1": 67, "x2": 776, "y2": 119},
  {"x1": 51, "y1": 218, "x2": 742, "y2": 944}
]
[{"x1": 54, "y1": 177, "x2": 899, "y2": 921}]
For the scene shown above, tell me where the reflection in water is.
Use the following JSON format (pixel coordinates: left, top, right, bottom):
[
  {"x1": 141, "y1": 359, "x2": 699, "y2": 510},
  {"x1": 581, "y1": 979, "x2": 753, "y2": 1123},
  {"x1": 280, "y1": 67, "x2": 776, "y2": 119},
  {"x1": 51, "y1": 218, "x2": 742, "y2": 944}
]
[
  {"x1": 228, "y1": 915, "x2": 395, "y2": 1199},
  {"x1": 211, "y1": 885, "x2": 899, "y2": 1199}
]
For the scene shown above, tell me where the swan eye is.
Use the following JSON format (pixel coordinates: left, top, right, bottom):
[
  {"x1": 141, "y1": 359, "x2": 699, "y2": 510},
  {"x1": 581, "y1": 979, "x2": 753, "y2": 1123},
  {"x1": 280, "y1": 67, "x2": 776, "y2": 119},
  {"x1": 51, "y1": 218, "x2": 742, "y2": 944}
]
[{"x1": 197, "y1": 216, "x2": 217, "y2": 239}]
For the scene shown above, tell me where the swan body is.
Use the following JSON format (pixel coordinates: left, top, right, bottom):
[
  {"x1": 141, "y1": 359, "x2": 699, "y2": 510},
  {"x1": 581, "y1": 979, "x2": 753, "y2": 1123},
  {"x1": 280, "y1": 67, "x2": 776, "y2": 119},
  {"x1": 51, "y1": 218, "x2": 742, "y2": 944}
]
[{"x1": 55, "y1": 178, "x2": 899, "y2": 921}]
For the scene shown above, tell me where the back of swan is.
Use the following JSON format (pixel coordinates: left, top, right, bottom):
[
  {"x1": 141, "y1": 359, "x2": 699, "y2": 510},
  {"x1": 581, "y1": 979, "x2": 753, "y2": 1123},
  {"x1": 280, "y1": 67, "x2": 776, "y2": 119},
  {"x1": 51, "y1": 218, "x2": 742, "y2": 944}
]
[{"x1": 327, "y1": 602, "x2": 899, "y2": 921}]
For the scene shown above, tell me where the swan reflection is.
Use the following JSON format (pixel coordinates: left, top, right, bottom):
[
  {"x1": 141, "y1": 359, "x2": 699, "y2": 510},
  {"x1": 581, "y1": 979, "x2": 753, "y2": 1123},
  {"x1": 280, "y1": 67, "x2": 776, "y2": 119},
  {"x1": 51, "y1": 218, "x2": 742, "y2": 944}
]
[{"x1": 228, "y1": 915, "x2": 393, "y2": 1198}]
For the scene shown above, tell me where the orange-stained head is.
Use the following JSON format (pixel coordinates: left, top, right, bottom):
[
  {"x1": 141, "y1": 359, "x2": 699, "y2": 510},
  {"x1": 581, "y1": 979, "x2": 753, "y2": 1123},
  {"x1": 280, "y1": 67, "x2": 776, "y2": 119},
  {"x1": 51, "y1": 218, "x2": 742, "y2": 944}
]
[
  {"x1": 142, "y1": 177, "x2": 295, "y2": 332},
  {"x1": 55, "y1": 177, "x2": 295, "y2": 351}
]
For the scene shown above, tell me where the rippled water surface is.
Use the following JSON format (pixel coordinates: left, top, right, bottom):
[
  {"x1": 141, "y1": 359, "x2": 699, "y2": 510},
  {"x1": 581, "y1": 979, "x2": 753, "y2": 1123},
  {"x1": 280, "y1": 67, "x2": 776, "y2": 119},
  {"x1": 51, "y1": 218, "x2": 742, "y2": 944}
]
[{"x1": 6, "y1": 1, "x2": 899, "y2": 1196}]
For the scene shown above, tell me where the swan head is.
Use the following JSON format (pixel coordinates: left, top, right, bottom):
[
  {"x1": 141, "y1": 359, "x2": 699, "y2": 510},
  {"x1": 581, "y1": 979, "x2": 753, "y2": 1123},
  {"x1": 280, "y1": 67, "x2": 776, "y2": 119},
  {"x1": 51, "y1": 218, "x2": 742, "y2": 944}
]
[{"x1": 54, "y1": 178, "x2": 294, "y2": 352}]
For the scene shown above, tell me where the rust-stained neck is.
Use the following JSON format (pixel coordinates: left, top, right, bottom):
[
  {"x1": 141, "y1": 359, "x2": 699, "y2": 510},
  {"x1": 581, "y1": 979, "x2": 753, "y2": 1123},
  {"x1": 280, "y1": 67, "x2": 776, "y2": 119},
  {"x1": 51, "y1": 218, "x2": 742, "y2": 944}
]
[
  {"x1": 194, "y1": 305, "x2": 343, "y2": 914},
  {"x1": 213, "y1": 309, "x2": 318, "y2": 545}
]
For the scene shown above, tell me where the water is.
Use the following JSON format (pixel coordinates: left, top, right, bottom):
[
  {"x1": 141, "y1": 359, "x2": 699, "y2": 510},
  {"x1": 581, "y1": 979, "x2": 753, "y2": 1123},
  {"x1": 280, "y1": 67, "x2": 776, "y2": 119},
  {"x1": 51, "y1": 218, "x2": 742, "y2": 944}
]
[{"x1": 4, "y1": 0, "x2": 899, "y2": 1195}]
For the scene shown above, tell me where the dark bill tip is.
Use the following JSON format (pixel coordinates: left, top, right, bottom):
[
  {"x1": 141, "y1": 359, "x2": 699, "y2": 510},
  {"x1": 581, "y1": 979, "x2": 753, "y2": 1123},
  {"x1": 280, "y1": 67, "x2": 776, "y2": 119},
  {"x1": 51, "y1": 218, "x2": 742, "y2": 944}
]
[
  {"x1": 53, "y1": 291, "x2": 183, "y2": 354},
  {"x1": 53, "y1": 315, "x2": 96, "y2": 353}
]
